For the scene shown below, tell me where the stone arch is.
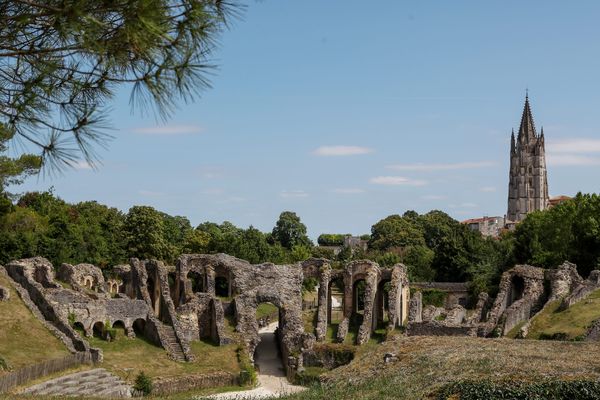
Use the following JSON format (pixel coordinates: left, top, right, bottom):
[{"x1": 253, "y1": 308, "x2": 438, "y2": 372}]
[
  {"x1": 188, "y1": 271, "x2": 205, "y2": 294},
  {"x1": 132, "y1": 318, "x2": 146, "y2": 338},
  {"x1": 376, "y1": 279, "x2": 391, "y2": 327},
  {"x1": 147, "y1": 277, "x2": 160, "y2": 317},
  {"x1": 327, "y1": 276, "x2": 344, "y2": 325},
  {"x1": 215, "y1": 276, "x2": 230, "y2": 298},
  {"x1": 92, "y1": 321, "x2": 105, "y2": 338},
  {"x1": 510, "y1": 275, "x2": 525, "y2": 305}
]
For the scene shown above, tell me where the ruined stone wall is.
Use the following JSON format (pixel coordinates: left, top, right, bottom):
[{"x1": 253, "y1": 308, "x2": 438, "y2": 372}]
[
  {"x1": 407, "y1": 321, "x2": 477, "y2": 337},
  {"x1": 57, "y1": 263, "x2": 107, "y2": 294}
]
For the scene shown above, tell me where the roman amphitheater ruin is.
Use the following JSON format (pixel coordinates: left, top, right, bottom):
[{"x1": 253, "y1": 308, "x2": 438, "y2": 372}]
[{"x1": 2, "y1": 254, "x2": 599, "y2": 384}]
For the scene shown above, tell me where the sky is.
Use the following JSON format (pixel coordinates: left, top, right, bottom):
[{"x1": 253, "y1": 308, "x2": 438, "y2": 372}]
[{"x1": 12, "y1": 1, "x2": 600, "y2": 239}]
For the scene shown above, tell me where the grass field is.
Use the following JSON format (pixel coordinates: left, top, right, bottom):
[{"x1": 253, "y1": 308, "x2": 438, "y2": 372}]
[
  {"x1": 526, "y1": 289, "x2": 600, "y2": 340},
  {"x1": 0, "y1": 272, "x2": 69, "y2": 373},
  {"x1": 275, "y1": 335, "x2": 600, "y2": 399},
  {"x1": 85, "y1": 326, "x2": 240, "y2": 382}
]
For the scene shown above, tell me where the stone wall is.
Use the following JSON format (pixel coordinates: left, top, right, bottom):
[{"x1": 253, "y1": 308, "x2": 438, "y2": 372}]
[{"x1": 407, "y1": 321, "x2": 477, "y2": 337}]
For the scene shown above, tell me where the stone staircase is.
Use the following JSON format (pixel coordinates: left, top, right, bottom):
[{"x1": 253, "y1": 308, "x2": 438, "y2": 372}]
[
  {"x1": 160, "y1": 324, "x2": 186, "y2": 362},
  {"x1": 20, "y1": 368, "x2": 131, "y2": 398}
]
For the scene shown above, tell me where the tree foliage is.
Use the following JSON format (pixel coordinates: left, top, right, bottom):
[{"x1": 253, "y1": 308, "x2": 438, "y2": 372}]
[
  {"x1": 272, "y1": 211, "x2": 312, "y2": 250},
  {"x1": 0, "y1": 0, "x2": 240, "y2": 169}
]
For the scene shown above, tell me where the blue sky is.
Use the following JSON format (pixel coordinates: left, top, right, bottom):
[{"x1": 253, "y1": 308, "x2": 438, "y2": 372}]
[{"x1": 14, "y1": 1, "x2": 600, "y2": 239}]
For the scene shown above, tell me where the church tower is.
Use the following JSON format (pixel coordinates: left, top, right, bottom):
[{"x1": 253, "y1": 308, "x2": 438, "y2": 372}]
[{"x1": 507, "y1": 94, "x2": 550, "y2": 222}]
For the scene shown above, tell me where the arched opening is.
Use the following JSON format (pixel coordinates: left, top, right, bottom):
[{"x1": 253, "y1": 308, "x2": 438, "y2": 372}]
[
  {"x1": 353, "y1": 279, "x2": 366, "y2": 314},
  {"x1": 510, "y1": 276, "x2": 525, "y2": 305},
  {"x1": 254, "y1": 302, "x2": 283, "y2": 377},
  {"x1": 92, "y1": 321, "x2": 105, "y2": 339},
  {"x1": 112, "y1": 320, "x2": 126, "y2": 339},
  {"x1": 133, "y1": 318, "x2": 146, "y2": 338},
  {"x1": 328, "y1": 278, "x2": 344, "y2": 324},
  {"x1": 147, "y1": 278, "x2": 160, "y2": 317},
  {"x1": 189, "y1": 271, "x2": 205, "y2": 294},
  {"x1": 376, "y1": 280, "x2": 391, "y2": 328},
  {"x1": 73, "y1": 322, "x2": 85, "y2": 336},
  {"x1": 215, "y1": 276, "x2": 230, "y2": 298}
]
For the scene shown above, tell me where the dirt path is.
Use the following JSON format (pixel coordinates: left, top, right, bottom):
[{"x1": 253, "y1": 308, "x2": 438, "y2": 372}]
[{"x1": 204, "y1": 322, "x2": 306, "y2": 399}]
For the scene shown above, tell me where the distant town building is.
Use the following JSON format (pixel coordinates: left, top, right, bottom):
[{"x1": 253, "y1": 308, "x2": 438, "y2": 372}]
[
  {"x1": 506, "y1": 94, "x2": 550, "y2": 223},
  {"x1": 549, "y1": 195, "x2": 572, "y2": 208},
  {"x1": 462, "y1": 216, "x2": 505, "y2": 238}
]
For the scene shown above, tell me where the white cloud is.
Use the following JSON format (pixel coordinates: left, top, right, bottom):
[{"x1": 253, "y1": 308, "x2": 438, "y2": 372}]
[
  {"x1": 546, "y1": 154, "x2": 600, "y2": 166},
  {"x1": 369, "y1": 176, "x2": 428, "y2": 186},
  {"x1": 280, "y1": 190, "x2": 309, "y2": 198},
  {"x1": 386, "y1": 161, "x2": 496, "y2": 171},
  {"x1": 312, "y1": 146, "x2": 374, "y2": 156},
  {"x1": 421, "y1": 194, "x2": 447, "y2": 200},
  {"x1": 480, "y1": 186, "x2": 497, "y2": 192},
  {"x1": 73, "y1": 161, "x2": 93, "y2": 170},
  {"x1": 545, "y1": 138, "x2": 600, "y2": 166},
  {"x1": 546, "y1": 138, "x2": 600, "y2": 154},
  {"x1": 331, "y1": 188, "x2": 365, "y2": 194},
  {"x1": 133, "y1": 125, "x2": 203, "y2": 135}
]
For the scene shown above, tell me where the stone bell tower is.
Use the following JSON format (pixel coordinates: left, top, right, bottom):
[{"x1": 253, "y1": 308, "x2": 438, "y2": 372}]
[{"x1": 507, "y1": 94, "x2": 550, "y2": 222}]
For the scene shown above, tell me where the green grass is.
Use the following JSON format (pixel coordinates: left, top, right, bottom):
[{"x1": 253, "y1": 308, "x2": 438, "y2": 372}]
[
  {"x1": 0, "y1": 272, "x2": 70, "y2": 373},
  {"x1": 85, "y1": 326, "x2": 240, "y2": 382},
  {"x1": 256, "y1": 302, "x2": 278, "y2": 320},
  {"x1": 526, "y1": 289, "x2": 600, "y2": 340}
]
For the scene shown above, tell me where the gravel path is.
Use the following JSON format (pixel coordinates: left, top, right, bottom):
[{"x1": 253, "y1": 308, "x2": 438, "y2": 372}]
[{"x1": 204, "y1": 322, "x2": 306, "y2": 399}]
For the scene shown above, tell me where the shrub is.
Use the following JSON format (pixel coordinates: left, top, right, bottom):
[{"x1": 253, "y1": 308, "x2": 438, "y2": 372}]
[
  {"x1": 236, "y1": 346, "x2": 257, "y2": 386},
  {"x1": 133, "y1": 371, "x2": 153, "y2": 395},
  {"x1": 539, "y1": 332, "x2": 569, "y2": 341},
  {"x1": 295, "y1": 366, "x2": 325, "y2": 386},
  {"x1": 0, "y1": 356, "x2": 10, "y2": 371}
]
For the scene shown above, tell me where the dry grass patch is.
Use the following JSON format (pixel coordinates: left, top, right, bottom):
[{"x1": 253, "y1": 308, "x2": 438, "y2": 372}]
[
  {"x1": 277, "y1": 335, "x2": 600, "y2": 399},
  {"x1": 0, "y1": 272, "x2": 69, "y2": 373}
]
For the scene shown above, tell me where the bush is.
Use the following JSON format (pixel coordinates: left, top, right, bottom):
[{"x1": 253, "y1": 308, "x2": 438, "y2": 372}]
[
  {"x1": 436, "y1": 379, "x2": 600, "y2": 400},
  {"x1": 539, "y1": 332, "x2": 569, "y2": 341},
  {"x1": 317, "y1": 234, "x2": 348, "y2": 246},
  {"x1": 295, "y1": 366, "x2": 325, "y2": 386},
  {"x1": 237, "y1": 346, "x2": 257, "y2": 386},
  {"x1": 133, "y1": 371, "x2": 153, "y2": 395},
  {"x1": 0, "y1": 356, "x2": 10, "y2": 371}
]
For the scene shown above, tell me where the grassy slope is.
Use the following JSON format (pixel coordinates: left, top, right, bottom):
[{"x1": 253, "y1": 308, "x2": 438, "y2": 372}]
[
  {"x1": 86, "y1": 327, "x2": 240, "y2": 382},
  {"x1": 526, "y1": 289, "x2": 600, "y2": 340},
  {"x1": 0, "y1": 272, "x2": 69, "y2": 373},
  {"x1": 278, "y1": 334, "x2": 600, "y2": 400}
]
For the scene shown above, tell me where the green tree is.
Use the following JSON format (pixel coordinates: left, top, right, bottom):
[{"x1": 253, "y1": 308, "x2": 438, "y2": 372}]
[
  {"x1": 369, "y1": 214, "x2": 425, "y2": 250},
  {"x1": 0, "y1": 124, "x2": 41, "y2": 213},
  {"x1": 0, "y1": 0, "x2": 240, "y2": 168},
  {"x1": 272, "y1": 211, "x2": 312, "y2": 250},
  {"x1": 124, "y1": 206, "x2": 169, "y2": 261}
]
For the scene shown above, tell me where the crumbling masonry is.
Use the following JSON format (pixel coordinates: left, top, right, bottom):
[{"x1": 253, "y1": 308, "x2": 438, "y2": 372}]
[{"x1": 1, "y1": 255, "x2": 411, "y2": 377}]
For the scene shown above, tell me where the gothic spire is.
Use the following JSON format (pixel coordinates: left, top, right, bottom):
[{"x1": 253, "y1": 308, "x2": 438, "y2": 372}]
[{"x1": 518, "y1": 92, "x2": 537, "y2": 143}]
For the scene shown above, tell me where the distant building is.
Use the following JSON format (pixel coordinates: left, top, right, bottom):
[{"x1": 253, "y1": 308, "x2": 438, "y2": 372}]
[
  {"x1": 507, "y1": 94, "x2": 550, "y2": 223},
  {"x1": 462, "y1": 216, "x2": 505, "y2": 238},
  {"x1": 549, "y1": 195, "x2": 572, "y2": 207}
]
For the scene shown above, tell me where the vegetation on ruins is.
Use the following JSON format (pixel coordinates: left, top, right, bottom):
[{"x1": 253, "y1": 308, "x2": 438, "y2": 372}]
[
  {"x1": 1, "y1": 187, "x2": 599, "y2": 300},
  {"x1": 0, "y1": 0, "x2": 240, "y2": 170},
  {"x1": 133, "y1": 371, "x2": 153, "y2": 396}
]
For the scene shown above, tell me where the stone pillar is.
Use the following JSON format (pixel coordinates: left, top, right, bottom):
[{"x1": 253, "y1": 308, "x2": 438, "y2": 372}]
[
  {"x1": 315, "y1": 266, "x2": 331, "y2": 342},
  {"x1": 408, "y1": 291, "x2": 422, "y2": 323},
  {"x1": 206, "y1": 265, "x2": 215, "y2": 296},
  {"x1": 357, "y1": 270, "x2": 378, "y2": 344}
]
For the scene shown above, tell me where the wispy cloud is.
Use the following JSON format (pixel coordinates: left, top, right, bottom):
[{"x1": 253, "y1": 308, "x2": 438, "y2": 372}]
[
  {"x1": 386, "y1": 161, "x2": 496, "y2": 171},
  {"x1": 546, "y1": 154, "x2": 600, "y2": 166},
  {"x1": 313, "y1": 145, "x2": 374, "y2": 156},
  {"x1": 450, "y1": 202, "x2": 479, "y2": 208},
  {"x1": 280, "y1": 190, "x2": 309, "y2": 198},
  {"x1": 480, "y1": 186, "x2": 497, "y2": 192},
  {"x1": 133, "y1": 125, "x2": 203, "y2": 136},
  {"x1": 546, "y1": 138, "x2": 600, "y2": 166},
  {"x1": 421, "y1": 194, "x2": 447, "y2": 200},
  {"x1": 197, "y1": 166, "x2": 226, "y2": 179},
  {"x1": 73, "y1": 161, "x2": 93, "y2": 170},
  {"x1": 546, "y1": 138, "x2": 600, "y2": 154},
  {"x1": 331, "y1": 188, "x2": 365, "y2": 194},
  {"x1": 369, "y1": 176, "x2": 428, "y2": 186}
]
